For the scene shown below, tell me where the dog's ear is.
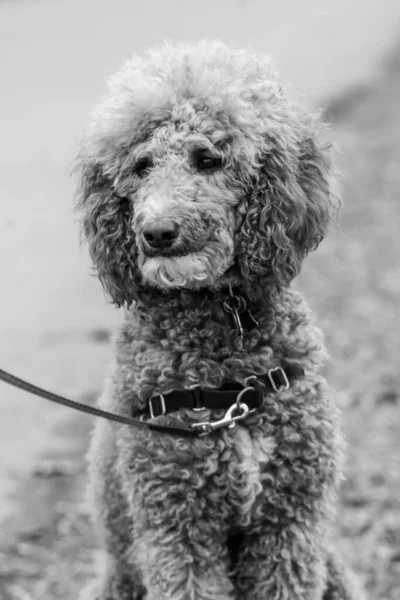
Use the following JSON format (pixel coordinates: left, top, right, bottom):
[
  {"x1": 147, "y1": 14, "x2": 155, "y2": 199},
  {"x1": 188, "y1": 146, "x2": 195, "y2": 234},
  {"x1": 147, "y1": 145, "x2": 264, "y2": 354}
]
[
  {"x1": 75, "y1": 159, "x2": 138, "y2": 307},
  {"x1": 238, "y1": 123, "x2": 340, "y2": 298}
]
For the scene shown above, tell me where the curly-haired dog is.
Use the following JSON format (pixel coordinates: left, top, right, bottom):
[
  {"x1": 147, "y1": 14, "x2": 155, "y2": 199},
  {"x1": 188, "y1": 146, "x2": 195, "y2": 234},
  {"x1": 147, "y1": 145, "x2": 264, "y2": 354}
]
[{"x1": 76, "y1": 41, "x2": 364, "y2": 600}]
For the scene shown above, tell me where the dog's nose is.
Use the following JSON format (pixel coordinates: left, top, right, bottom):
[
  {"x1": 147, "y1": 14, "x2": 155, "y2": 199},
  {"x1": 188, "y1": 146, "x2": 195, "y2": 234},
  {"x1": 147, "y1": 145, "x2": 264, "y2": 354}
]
[{"x1": 142, "y1": 223, "x2": 179, "y2": 249}]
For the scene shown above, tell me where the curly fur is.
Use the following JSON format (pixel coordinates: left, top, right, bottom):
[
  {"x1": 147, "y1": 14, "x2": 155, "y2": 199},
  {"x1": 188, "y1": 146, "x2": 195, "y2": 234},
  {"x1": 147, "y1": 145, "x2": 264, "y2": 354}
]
[{"x1": 76, "y1": 41, "x2": 364, "y2": 600}]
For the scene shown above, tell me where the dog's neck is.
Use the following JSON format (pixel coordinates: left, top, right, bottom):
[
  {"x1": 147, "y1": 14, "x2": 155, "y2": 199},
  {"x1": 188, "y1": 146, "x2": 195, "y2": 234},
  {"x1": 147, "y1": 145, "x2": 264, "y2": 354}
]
[
  {"x1": 126, "y1": 283, "x2": 298, "y2": 354},
  {"x1": 132, "y1": 284, "x2": 265, "y2": 323}
]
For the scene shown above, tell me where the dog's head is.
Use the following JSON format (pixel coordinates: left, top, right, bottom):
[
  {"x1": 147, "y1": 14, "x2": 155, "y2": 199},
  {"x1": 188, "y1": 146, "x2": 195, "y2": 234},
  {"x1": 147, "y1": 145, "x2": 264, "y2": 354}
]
[{"x1": 76, "y1": 41, "x2": 339, "y2": 305}]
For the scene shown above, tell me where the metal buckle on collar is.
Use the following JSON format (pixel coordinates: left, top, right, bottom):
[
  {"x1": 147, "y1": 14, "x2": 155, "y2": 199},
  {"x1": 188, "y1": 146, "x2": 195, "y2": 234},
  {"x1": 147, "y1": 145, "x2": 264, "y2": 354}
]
[
  {"x1": 149, "y1": 394, "x2": 166, "y2": 419},
  {"x1": 267, "y1": 367, "x2": 290, "y2": 392},
  {"x1": 191, "y1": 402, "x2": 250, "y2": 436}
]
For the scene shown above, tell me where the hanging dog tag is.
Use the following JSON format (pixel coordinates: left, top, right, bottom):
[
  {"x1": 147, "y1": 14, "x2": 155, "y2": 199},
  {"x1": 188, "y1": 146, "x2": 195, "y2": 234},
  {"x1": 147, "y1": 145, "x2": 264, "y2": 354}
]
[
  {"x1": 223, "y1": 288, "x2": 258, "y2": 338},
  {"x1": 224, "y1": 301, "x2": 244, "y2": 338}
]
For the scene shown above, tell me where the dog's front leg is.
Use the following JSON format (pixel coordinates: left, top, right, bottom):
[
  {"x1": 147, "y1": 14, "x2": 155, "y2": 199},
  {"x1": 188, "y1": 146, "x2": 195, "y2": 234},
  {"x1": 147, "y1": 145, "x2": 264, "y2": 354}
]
[
  {"x1": 233, "y1": 522, "x2": 327, "y2": 600},
  {"x1": 131, "y1": 524, "x2": 235, "y2": 600},
  {"x1": 119, "y1": 430, "x2": 236, "y2": 600},
  {"x1": 230, "y1": 398, "x2": 341, "y2": 600}
]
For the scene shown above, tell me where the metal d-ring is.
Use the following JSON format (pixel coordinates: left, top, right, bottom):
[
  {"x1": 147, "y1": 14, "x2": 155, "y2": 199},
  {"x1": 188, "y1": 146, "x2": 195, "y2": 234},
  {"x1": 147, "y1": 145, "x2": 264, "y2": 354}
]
[
  {"x1": 236, "y1": 385, "x2": 255, "y2": 409},
  {"x1": 244, "y1": 375, "x2": 258, "y2": 389}
]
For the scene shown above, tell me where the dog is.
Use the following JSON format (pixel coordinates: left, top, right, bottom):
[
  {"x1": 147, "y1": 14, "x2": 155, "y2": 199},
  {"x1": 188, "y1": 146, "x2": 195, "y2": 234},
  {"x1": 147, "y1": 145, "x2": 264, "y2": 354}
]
[{"x1": 76, "y1": 41, "x2": 364, "y2": 600}]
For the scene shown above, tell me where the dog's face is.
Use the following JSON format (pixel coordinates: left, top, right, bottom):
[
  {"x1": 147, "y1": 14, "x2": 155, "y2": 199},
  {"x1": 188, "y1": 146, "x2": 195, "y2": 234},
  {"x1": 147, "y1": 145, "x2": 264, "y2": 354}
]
[
  {"x1": 77, "y1": 42, "x2": 339, "y2": 305},
  {"x1": 124, "y1": 119, "x2": 242, "y2": 291}
]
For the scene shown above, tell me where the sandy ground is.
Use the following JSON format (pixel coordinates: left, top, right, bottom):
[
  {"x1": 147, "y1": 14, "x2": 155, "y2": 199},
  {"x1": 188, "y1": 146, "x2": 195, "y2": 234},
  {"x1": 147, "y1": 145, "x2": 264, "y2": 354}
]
[{"x1": 1, "y1": 1, "x2": 400, "y2": 599}]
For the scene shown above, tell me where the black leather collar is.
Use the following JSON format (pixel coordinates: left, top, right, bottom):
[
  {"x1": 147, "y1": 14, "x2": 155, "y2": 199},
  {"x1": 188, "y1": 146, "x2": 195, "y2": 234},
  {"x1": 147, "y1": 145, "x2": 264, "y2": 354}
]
[{"x1": 147, "y1": 365, "x2": 304, "y2": 418}]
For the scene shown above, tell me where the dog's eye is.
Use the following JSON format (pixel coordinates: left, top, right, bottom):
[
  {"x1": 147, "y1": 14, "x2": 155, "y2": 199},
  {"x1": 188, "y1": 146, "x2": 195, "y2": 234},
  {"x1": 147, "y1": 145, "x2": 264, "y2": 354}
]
[
  {"x1": 194, "y1": 152, "x2": 221, "y2": 172},
  {"x1": 134, "y1": 156, "x2": 153, "y2": 178}
]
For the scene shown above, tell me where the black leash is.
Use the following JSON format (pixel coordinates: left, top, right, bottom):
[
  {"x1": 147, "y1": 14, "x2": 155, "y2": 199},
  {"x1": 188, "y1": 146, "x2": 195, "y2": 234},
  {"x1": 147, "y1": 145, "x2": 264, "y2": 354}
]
[
  {"x1": 0, "y1": 365, "x2": 302, "y2": 437},
  {"x1": 0, "y1": 368, "x2": 200, "y2": 437}
]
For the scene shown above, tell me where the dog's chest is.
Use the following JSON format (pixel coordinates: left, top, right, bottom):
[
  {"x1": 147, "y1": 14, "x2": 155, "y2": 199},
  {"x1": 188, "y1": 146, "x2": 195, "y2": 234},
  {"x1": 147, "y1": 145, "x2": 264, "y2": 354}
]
[{"x1": 226, "y1": 426, "x2": 276, "y2": 524}]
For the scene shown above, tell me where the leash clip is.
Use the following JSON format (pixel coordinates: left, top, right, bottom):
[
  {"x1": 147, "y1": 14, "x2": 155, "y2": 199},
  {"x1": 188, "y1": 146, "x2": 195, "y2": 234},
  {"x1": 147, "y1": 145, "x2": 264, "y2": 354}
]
[{"x1": 191, "y1": 402, "x2": 249, "y2": 436}]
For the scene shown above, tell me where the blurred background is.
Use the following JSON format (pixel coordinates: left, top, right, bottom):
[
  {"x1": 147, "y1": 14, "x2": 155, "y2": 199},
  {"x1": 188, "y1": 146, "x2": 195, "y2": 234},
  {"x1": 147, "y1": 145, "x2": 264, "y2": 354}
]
[{"x1": 1, "y1": 1, "x2": 400, "y2": 598}]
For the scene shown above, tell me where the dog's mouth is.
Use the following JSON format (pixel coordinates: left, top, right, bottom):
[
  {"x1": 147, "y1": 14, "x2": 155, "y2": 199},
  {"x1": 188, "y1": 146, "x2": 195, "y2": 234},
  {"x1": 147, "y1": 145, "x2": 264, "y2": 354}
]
[
  {"x1": 138, "y1": 251, "x2": 212, "y2": 289},
  {"x1": 142, "y1": 245, "x2": 192, "y2": 259}
]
